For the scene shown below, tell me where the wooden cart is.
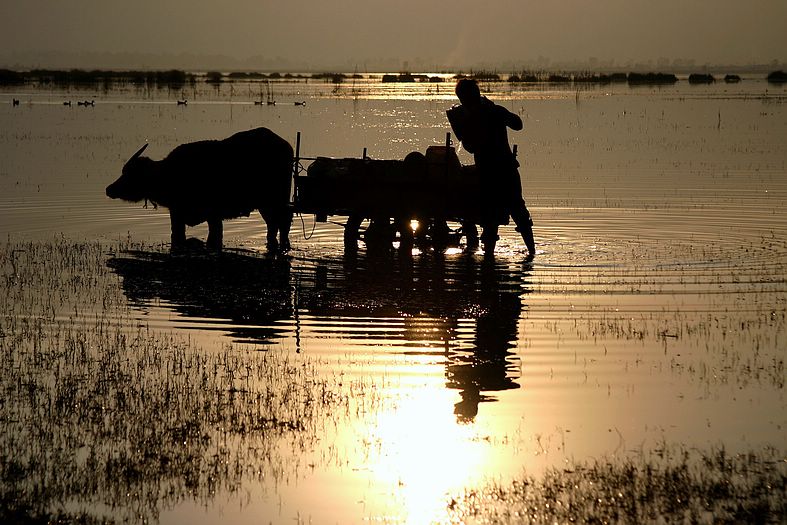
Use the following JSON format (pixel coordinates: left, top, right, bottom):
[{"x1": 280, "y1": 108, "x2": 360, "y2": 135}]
[{"x1": 293, "y1": 133, "x2": 505, "y2": 248}]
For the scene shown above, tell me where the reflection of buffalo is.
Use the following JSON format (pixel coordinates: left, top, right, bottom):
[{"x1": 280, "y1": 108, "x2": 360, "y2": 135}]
[
  {"x1": 107, "y1": 249, "x2": 293, "y2": 344},
  {"x1": 106, "y1": 128, "x2": 294, "y2": 251}
]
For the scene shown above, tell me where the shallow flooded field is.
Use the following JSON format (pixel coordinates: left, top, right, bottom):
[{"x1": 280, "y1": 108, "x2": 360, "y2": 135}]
[{"x1": 1, "y1": 77, "x2": 785, "y2": 523}]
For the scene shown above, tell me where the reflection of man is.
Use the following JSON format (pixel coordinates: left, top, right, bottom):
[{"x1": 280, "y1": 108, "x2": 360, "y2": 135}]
[
  {"x1": 446, "y1": 257, "x2": 524, "y2": 422},
  {"x1": 447, "y1": 79, "x2": 536, "y2": 255}
]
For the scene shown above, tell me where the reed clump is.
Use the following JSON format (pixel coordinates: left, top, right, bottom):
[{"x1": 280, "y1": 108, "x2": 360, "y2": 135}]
[
  {"x1": 0, "y1": 239, "x2": 366, "y2": 523},
  {"x1": 448, "y1": 446, "x2": 786, "y2": 524}
]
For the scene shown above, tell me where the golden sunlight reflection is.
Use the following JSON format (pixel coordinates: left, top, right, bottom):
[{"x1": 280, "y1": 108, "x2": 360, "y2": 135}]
[{"x1": 363, "y1": 390, "x2": 492, "y2": 523}]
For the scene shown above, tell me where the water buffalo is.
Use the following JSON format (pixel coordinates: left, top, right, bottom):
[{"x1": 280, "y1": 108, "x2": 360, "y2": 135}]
[{"x1": 106, "y1": 127, "x2": 294, "y2": 251}]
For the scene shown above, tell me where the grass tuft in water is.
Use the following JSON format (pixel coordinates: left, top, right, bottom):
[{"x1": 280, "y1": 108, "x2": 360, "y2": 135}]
[
  {"x1": 0, "y1": 239, "x2": 367, "y2": 523},
  {"x1": 447, "y1": 446, "x2": 786, "y2": 524}
]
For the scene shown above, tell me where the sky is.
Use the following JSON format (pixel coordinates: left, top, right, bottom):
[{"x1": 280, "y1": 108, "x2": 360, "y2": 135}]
[{"x1": 1, "y1": 0, "x2": 786, "y2": 70}]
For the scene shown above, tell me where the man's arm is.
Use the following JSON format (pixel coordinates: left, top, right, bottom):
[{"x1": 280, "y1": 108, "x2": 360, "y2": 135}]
[
  {"x1": 504, "y1": 108, "x2": 523, "y2": 131},
  {"x1": 495, "y1": 104, "x2": 523, "y2": 131},
  {"x1": 447, "y1": 105, "x2": 479, "y2": 153}
]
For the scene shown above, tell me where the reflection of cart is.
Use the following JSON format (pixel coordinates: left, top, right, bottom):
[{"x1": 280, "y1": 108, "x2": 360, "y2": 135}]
[{"x1": 292, "y1": 133, "x2": 504, "y2": 248}]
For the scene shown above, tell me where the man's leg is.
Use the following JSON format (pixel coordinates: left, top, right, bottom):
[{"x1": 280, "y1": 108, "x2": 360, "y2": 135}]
[
  {"x1": 507, "y1": 170, "x2": 536, "y2": 255},
  {"x1": 480, "y1": 222, "x2": 498, "y2": 255}
]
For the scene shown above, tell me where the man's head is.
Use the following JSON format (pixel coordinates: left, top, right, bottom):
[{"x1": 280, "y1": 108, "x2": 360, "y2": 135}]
[{"x1": 455, "y1": 78, "x2": 481, "y2": 106}]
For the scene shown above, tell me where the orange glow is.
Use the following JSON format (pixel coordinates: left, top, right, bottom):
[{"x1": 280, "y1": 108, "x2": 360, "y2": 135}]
[{"x1": 362, "y1": 391, "x2": 491, "y2": 523}]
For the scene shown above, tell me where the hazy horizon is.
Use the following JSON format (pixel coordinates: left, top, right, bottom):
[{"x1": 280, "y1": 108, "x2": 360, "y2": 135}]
[{"x1": 2, "y1": 1, "x2": 786, "y2": 72}]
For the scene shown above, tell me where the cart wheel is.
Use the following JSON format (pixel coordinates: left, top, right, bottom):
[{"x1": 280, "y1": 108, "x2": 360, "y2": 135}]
[{"x1": 364, "y1": 217, "x2": 396, "y2": 250}]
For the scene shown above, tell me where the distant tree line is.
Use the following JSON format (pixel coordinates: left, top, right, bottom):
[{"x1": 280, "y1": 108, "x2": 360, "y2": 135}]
[
  {"x1": 184, "y1": 71, "x2": 358, "y2": 84},
  {"x1": 2, "y1": 68, "x2": 785, "y2": 87},
  {"x1": 503, "y1": 70, "x2": 786, "y2": 85},
  {"x1": 0, "y1": 69, "x2": 346, "y2": 87},
  {"x1": 0, "y1": 69, "x2": 196, "y2": 88}
]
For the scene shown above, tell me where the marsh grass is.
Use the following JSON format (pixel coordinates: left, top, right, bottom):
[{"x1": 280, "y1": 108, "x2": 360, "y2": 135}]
[
  {"x1": 447, "y1": 446, "x2": 786, "y2": 524},
  {"x1": 0, "y1": 239, "x2": 370, "y2": 523},
  {"x1": 1, "y1": 239, "x2": 785, "y2": 523}
]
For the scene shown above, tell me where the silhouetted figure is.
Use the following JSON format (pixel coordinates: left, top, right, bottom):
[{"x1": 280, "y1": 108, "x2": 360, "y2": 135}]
[
  {"x1": 106, "y1": 127, "x2": 294, "y2": 252},
  {"x1": 447, "y1": 79, "x2": 535, "y2": 255}
]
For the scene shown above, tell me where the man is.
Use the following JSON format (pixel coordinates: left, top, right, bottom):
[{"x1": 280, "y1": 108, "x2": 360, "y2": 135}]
[{"x1": 447, "y1": 78, "x2": 536, "y2": 255}]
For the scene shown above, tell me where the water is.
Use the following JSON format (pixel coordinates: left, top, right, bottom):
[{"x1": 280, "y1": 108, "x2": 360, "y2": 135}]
[{"x1": 1, "y1": 77, "x2": 786, "y2": 523}]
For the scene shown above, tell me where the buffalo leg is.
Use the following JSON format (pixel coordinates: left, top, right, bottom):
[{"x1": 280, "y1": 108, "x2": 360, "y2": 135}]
[
  {"x1": 170, "y1": 212, "x2": 186, "y2": 247},
  {"x1": 261, "y1": 207, "x2": 292, "y2": 252},
  {"x1": 278, "y1": 208, "x2": 292, "y2": 251},
  {"x1": 261, "y1": 211, "x2": 279, "y2": 251},
  {"x1": 207, "y1": 218, "x2": 223, "y2": 251}
]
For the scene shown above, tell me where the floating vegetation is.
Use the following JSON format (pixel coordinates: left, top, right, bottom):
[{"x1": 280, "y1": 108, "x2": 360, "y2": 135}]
[
  {"x1": 382, "y1": 73, "x2": 416, "y2": 83},
  {"x1": 689, "y1": 73, "x2": 716, "y2": 84},
  {"x1": 205, "y1": 71, "x2": 223, "y2": 84},
  {"x1": 470, "y1": 71, "x2": 502, "y2": 82},
  {"x1": 227, "y1": 71, "x2": 270, "y2": 80},
  {"x1": 506, "y1": 71, "x2": 667, "y2": 84},
  {"x1": 609, "y1": 72, "x2": 628, "y2": 82},
  {"x1": 379, "y1": 72, "x2": 440, "y2": 83},
  {"x1": 573, "y1": 73, "x2": 613, "y2": 83},
  {"x1": 627, "y1": 72, "x2": 679, "y2": 85},
  {"x1": 548, "y1": 73, "x2": 571, "y2": 83},
  {"x1": 447, "y1": 446, "x2": 787, "y2": 524},
  {"x1": 310, "y1": 72, "x2": 347, "y2": 83},
  {"x1": 767, "y1": 70, "x2": 787, "y2": 83},
  {"x1": 507, "y1": 73, "x2": 539, "y2": 83}
]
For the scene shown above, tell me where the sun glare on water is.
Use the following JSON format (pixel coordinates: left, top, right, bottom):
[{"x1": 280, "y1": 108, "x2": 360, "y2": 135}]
[{"x1": 362, "y1": 390, "x2": 492, "y2": 523}]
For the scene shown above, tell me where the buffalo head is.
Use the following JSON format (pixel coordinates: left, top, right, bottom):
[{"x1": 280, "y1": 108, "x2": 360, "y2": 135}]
[{"x1": 106, "y1": 143, "x2": 154, "y2": 202}]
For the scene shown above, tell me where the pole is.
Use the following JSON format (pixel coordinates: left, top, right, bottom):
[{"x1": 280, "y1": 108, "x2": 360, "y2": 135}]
[{"x1": 293, "y1": 131, "x2": 301, "y2": 204}]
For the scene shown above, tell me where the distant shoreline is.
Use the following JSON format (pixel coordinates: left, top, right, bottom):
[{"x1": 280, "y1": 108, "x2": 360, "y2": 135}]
[{"x1": 2, "y1": 68, "x2": 786, "y2": 87}]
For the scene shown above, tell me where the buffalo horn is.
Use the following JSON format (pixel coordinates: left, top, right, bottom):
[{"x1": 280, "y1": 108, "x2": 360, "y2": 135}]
[{"x1": 126, "y1": 143, "x2": 149, "y2": 164}]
